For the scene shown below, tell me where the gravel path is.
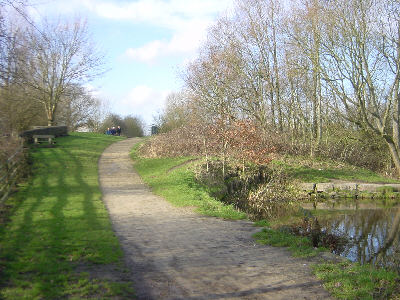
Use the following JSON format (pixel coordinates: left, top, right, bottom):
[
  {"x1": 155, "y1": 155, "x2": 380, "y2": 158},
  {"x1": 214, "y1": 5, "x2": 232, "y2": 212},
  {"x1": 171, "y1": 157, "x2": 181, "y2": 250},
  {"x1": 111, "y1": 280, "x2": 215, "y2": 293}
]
[{"x1": 98, "y1": 138, "x2": 331, "y2": 300}]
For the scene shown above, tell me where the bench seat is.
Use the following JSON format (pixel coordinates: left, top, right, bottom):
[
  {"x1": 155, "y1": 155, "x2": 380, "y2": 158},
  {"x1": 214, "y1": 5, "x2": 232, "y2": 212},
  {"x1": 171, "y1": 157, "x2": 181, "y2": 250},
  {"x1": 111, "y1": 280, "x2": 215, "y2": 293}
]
[{"x1": 33, "y1": 135, "x2": 55, "y2": 144}]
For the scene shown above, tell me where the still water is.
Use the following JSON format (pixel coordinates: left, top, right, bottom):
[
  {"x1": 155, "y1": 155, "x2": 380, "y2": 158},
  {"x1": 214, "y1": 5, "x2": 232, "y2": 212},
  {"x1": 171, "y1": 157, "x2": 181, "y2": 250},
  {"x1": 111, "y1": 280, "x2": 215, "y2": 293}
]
[{"x1": 302, "y1": 201, "x2": 400, "y2": 272}]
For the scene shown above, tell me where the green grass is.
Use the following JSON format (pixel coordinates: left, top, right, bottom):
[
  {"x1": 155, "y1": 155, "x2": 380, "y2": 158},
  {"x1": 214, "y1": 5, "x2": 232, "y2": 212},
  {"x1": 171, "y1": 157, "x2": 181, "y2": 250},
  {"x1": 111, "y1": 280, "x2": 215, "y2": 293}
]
[
  {"x1": 253, "y1": 225, "x2": 400, "y2": 299},
  {"x1": 253, "y1": 228, "x2": 327, "y2": 257},
  {"x1": 131, "y1": 147, "x2": 246, "y2": 220},
  {"x1": 272, "y1": 156, "x2": 398, "y2": 183},
  {"x1": 253, "y1": 219, "x2": 271, "y2": 227},
  {"x1": 0, "y1": 132, "x2": 135, "y2": 299},
  {"x1": 131, "y1": 143, "x2": 400, "y2": 299},
  {"x1": 313, "y1": 262, "x2": 400, "y2": 299}
]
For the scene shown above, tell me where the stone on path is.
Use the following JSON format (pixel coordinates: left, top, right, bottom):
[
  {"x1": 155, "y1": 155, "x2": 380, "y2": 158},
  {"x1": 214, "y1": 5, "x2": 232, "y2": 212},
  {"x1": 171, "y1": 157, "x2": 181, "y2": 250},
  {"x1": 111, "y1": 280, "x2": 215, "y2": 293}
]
[{"x1": 99, "y1": 138, "x2": 331, "y2": 300}]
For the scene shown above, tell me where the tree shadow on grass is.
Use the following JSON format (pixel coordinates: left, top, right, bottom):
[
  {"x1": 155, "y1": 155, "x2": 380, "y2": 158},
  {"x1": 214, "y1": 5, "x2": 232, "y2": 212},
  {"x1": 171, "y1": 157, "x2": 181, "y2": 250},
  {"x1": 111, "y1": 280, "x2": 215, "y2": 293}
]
[
  {"x1": 58, "y1": 147, "x2": 123, "y2": 260},
  {"x1": 56, "y1": 147, "x2": 134, "y2": 298},
  {"x1": 0, "y1": 140, "x2": 133, "y2": 299},
  {"x1": 0, "y1": 146, "x2": 63, "y2": 298}
]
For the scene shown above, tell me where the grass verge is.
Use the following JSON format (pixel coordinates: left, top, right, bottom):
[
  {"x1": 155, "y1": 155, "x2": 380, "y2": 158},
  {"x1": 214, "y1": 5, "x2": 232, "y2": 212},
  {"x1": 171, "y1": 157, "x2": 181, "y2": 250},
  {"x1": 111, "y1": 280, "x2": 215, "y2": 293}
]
[
  {"x1": 273, "y1": 156, "x2": 398, "y2": 183},
  {"x1": 130, "y1": 145, "x2": 246, "y2": 220},
  {"x1": 253, "y1": 224, "x2": 400, "y2": 299},
  {"x1": 313, "y1": 262, "x2": 400, "y2": 299},
  {"x1": 0, "y1": 133, "x2": 134, "y2": 299},
  {"x1": 253, "y1": 227, "x2": 327, "y2": 258},
  {"x1": 132, "y1": 142, "x2": 400, "y2": 299}
]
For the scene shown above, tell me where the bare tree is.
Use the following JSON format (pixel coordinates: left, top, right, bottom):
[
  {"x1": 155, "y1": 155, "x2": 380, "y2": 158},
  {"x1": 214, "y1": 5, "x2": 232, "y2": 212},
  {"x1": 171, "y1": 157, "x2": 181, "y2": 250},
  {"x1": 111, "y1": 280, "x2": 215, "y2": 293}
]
[
  {"x1": 286, "y1": 0, "x2": 325, "y2": 155},
  {"x1": 314, "y1": 0, "x2": 400, "y2": 175},
  {"x1": 86, "y1": 97, "x2": 109, "y2": 132},
  {"x1": 0, "y1": 9, "x2": 47, "y2": 134},
  {"x1": 55, "y1": 84, "x2": 102, "y2": 131},
  {"x1": 232, "y1": 0, "x2": 285, "y2": 132},
  {"x1": 158, "y1": 91, "x2": 192, "y2": 133},
  {"x1": 184, "y1": 45, "x2": 239, "y2": 122},
  {"x1": 171, "y1": 0, "x2": 398, "y2": 174},
  {"x1": 23, "y1": 18, "x2": 104, "y2": 126},
  {"x1": 123, "y1": 115, "x2": 144, "y2": 137},
  {"x1": 98, "y1": 113, "x2": 144, "y2": 137}
]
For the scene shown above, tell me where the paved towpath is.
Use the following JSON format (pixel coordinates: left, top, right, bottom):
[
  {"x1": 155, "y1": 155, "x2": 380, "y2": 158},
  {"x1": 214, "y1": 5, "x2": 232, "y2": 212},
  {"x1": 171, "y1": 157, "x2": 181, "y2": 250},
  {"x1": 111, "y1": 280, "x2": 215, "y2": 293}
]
[{"x1": 98, "y1": 138, "x2": 331, "y2": 300}]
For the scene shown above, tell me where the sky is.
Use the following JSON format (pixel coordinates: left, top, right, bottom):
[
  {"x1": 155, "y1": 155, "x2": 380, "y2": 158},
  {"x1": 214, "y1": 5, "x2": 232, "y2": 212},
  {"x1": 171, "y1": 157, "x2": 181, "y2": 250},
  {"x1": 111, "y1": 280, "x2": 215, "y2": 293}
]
[{"x1": 27, "y1": 0, "x2": 234, "y2": 130}]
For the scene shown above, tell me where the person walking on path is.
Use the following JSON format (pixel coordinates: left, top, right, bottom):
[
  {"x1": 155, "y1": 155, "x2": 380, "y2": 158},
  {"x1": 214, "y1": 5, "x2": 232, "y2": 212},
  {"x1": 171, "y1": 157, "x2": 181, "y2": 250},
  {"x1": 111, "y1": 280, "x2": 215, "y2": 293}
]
[
  {"x1": 116, "y1": 126, "x2": 121, "y2": 136},
  {"x1": 98, "y1": 138, "x2": 331, "y2": 300}
]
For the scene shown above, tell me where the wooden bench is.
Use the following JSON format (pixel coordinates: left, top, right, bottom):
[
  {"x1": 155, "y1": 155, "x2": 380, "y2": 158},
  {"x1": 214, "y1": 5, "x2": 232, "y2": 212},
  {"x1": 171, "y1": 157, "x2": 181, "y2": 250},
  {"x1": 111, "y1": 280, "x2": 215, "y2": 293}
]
[{"x1": 33, "y1": 135, "x2": 54, "y2": 144}]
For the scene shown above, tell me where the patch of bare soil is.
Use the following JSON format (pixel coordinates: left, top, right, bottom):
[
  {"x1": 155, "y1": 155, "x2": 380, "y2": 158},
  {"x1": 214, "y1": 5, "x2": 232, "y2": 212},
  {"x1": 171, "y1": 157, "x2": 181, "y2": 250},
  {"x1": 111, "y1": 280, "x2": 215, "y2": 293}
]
[{"x1": 98, "y1": 138, "x2": 332, "y2": 300}]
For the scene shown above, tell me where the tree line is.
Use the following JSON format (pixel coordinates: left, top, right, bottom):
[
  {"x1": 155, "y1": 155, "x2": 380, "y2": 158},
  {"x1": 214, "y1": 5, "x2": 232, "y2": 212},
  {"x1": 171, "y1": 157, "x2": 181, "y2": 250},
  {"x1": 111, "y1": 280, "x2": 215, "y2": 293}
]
[
  {"x1": 0, "y1": 1, "x2": 144, "y2": 137},
  {"x1": 156, "y1": 0, "x2": 400, "y2": 177}
]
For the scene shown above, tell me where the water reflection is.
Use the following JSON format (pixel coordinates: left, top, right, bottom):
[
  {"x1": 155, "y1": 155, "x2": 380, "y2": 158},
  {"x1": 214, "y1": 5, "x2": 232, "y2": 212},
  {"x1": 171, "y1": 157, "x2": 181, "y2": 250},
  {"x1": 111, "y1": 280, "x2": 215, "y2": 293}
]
[{"x1": 305, "y1": 201, "x2": 400, "y2": 273}]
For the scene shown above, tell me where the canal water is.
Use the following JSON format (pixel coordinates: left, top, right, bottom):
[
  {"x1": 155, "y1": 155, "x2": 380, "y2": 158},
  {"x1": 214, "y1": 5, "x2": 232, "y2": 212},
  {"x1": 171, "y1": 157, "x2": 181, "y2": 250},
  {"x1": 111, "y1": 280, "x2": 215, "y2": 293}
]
[{"x1": 302, "y1": 201, "x2": 400, "y2": 273}]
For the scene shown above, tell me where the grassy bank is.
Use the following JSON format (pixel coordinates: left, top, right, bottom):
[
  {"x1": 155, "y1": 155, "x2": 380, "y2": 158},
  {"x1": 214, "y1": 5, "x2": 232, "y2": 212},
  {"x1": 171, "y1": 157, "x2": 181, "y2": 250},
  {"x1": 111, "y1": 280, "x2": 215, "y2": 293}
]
[
  {"x1": 0, "y1": 133, "x2": 134, "y2": 299},
  {"x1": 273, "y1": 156, "x2": 398, "y2": 183},
  {"x1": 130, "y1": 145, "x2": 246, "y2": 220},
  {"x1": 132, "y1": 145, "x2": 400, "y2": 299},
  {"x1": 253, "y1": 224, "x2": 400, "y2": 299}
]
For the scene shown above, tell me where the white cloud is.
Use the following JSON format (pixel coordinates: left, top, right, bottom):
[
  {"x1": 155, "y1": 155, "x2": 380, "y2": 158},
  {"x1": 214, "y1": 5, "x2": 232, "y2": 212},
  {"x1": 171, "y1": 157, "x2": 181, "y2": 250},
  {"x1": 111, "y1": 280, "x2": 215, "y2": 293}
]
[
  {"x1": 31, "y1": 0, "x2": 233, "y2": 63},
  {"x1": 31, "y1": 0, "x2": 231, "y2": 28},
  {"x1": 125, "y1": 40, "x2": 165, "y2": 63},
  {"x1": 125, "y1": 21, "x2": 208, "y2": 63},
  {"x1": 27, "y1": 0, "x2": 94, "y2": 20},
  {"x1": 28, "y1": 0, "x2": 232, "y2": 124},
  {"x1": 95, "y1": 0, "x2": 232, "y2": 63},
  {"x1": 91, "y1": 0, "x2": 232, "y2": 29},
  {"x1": 124, "y1": 12, "x2": 215, "y2": 63},
  {"x1": 83, "y1": 83, "x2": 103, "y2": 97},
  {"x1": 117, "y1": 85, "x2": 170, "y2": 125}
]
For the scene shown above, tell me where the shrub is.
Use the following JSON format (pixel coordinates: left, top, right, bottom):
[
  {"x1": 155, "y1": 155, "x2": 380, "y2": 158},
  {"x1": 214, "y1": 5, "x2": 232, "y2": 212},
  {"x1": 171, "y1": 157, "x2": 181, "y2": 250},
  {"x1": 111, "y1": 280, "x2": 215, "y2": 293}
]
[
  {"x1": 193, "y1": 160, "x2": 299, "y2": 220},
  {"x1": 317, "y1": 127, "x2": 391, "y2": 173},
  {"x1": 245, "y1": 168, "x2": 298, "y2": 220},
  {"x1": 0, "y1": 136, "x2": 23, "y2": 161}
]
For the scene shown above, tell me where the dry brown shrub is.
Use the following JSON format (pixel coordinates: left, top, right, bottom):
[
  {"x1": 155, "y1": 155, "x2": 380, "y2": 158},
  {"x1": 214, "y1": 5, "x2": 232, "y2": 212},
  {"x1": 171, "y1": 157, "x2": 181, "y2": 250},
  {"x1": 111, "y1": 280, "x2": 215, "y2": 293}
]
[
  {"x1": 140, "y1": 120, "x2": 276, "y2": 165},
  {"x1": 244, "y1": 167, "x2": 298, "y2": 219},
  {"x1": 247, "y1": 183, "x2": 297, "y2": 220},
  {"x1": 139, "y1": 125, "x2": 203, "y2": 158},
  {"x1": 0, "y1": 136, "x2": 23, "y2": 162}
]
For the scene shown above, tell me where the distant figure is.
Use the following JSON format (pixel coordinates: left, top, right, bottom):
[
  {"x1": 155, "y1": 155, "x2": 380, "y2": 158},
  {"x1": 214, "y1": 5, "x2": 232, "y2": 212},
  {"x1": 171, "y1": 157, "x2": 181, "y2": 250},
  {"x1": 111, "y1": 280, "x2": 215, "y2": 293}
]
[
  {"x1": 116, "y1": 126, "x2": 121, "y2": 136},
  {"x1": 111, "y1": 126, "x2": 116, "y2": 135},
  {"x1": 106, "y1": 128, "x2": 111, "y2": 135},
  {"x1": 151, "y1": 125, "x2": 159, "y2": 135}
]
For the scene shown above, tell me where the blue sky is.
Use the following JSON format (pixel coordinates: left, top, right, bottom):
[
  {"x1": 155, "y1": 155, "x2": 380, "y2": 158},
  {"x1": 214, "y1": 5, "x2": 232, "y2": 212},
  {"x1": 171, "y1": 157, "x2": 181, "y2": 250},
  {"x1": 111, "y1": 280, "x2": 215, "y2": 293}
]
[{"x1": 29, "y1": 0, "x2": 234, "y2": 128}]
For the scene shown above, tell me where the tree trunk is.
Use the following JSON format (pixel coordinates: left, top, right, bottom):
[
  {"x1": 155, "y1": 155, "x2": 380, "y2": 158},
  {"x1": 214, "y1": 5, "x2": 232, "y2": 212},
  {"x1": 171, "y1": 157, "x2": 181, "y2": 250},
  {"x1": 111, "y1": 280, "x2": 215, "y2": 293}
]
[
  {"x1": 222, "y1": 140, "x2": 228, "y2": 178},
  {"x1": 393, "y1": 24, "x2": 400, "y2": 153},
  {"x1": 203, "y1": 138, "x2": 209, "y2": 172},
  {"x1": 272, "y1": 16, "x2": 283, "y2": 132},
  {"x1": 385, "y1": 139, "x2": 400, "y2": 177},
  {"x1": 269, "y1": 89, "x2": 276, "y2": 130},
  {"x1": 46, "y1": 105, "x2": 54, "y2": 126}
]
